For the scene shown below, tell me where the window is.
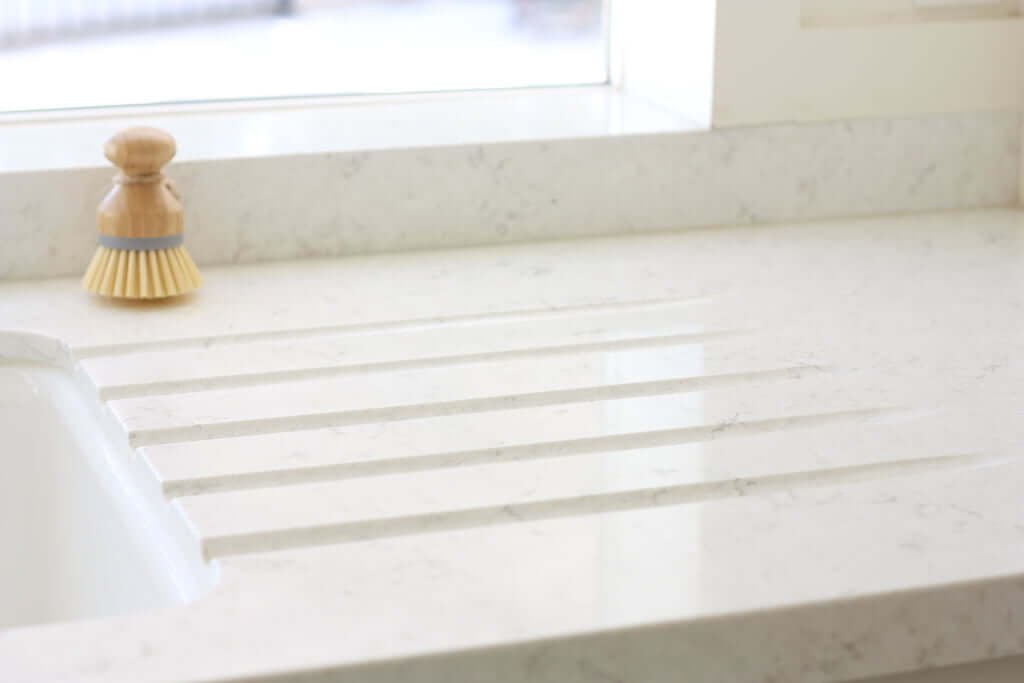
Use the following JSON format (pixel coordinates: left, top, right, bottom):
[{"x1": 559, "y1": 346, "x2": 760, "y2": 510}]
[{"x1": 0, "y1": 0, "x2": 606, "y2": 113}]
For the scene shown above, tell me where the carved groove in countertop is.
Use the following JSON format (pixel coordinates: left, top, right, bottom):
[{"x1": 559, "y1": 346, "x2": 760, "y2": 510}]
[
  {"x1": 76, "y1": 286, "x2": 967, "y2": 567},
  {"x1": 74, "y1": 296, "x2": 709, "y2": 359},
  {"x1": 126, "y1": 366, "x2": 819, "y2": 447},
  {"x1": 98, "y1": 330, "x2": 738, "y2": 400},
  {"x1": 199, "y1": 452, "x2": 1011, "y2": 559},
  {"x1": 162, "y1": 408, "x2": 894, "y2": 497}
]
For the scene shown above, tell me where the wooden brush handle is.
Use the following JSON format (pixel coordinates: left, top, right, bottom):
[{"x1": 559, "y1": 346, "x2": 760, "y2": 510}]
[
  {"x1": 104, "y1": 127, "x2": 176, "y2": 177},
  {"x1": 97, "y1": 127, "x2": 183, "y2": 240}
]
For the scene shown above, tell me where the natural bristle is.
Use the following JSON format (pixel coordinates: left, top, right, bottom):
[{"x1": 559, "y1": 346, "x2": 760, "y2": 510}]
[{"x1": 82, "y1": 246, "x2": 202, "y2": 299}]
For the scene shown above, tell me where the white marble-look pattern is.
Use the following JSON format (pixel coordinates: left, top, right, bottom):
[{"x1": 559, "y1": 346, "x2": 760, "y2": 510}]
[
  {"x1": 0, "y1": 209, "x2": 1022, "y2": 682},
  {"x1": 0, "y1": 111, "x2": 1019, "y2": 280}
]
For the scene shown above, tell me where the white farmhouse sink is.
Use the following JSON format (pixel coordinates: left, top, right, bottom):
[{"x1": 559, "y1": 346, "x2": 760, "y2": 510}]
[{"x1": 0, "y1": 363, "x2": 211, "y2": 630}]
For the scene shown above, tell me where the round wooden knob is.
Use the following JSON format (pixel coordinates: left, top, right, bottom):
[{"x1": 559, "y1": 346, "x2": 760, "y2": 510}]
[{"x1": 103, "y1": 126, "x2": 176, "y2": 177}]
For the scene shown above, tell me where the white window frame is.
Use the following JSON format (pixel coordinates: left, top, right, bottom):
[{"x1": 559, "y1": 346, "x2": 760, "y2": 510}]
[
  {"x1": 1, "y1": 0, "x2": 1021, "y2": 172},
  {"x1": 0, "y1": 1, "x2": 717, "y2": 173}
]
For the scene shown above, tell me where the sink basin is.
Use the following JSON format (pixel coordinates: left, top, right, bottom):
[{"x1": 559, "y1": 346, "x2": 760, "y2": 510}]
[{"x1": 0, "y1": 363, "x2": 212, "y2": 630}]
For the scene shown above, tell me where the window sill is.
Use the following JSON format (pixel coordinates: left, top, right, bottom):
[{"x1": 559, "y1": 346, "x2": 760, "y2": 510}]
[
  {"x1": 0, "y1": 86, "x2": 699, "y2": 174},
  {"x1": 0, "y1": 90, "x2": 1017, "y2": 283}
]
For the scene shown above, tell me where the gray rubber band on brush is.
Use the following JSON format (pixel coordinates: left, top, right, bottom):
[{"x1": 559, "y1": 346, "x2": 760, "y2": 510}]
[{"x1": 98, "y1": 234, "x2": 184, "y2": 251}]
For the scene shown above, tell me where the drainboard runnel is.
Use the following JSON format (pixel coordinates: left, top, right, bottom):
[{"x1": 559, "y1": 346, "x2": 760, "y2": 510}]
[
  {"x1": 76, "y1": 295, "x2": 708, "y2": 359},
  {"x1": 127, "y1": 365, "x2": 821, "y2": 447},
  {"x1": 163, "y1": 407, "x2": 894, "y2": 497},
  {"x1": 99, "y1": 329, "x2": 739, "y2": 401},
  {"x1": 200, "y1": 452, "x2": 1010, "y2": 559}
]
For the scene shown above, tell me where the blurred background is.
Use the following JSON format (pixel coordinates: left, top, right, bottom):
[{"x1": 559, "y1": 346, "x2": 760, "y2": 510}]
[{"x1": 0, "y1": 0, "x2": 606, "y2": 113}]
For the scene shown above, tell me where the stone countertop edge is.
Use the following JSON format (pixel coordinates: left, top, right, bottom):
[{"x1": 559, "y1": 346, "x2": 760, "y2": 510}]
[
  {"x1": 0, "y1": 110, "x2": 1019, "y2": 282},
  {"x1": 0, "y1": 208, "x2": 1022, "y2": 683}
]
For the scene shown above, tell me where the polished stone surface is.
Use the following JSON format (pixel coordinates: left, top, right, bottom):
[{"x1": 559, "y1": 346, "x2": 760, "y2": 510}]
[
  {"x1": 0, "y1": 209, "x2": 1022, "y2": 682},
  {"x1": 0, "y1": 110, "x2": 1019, "y2": 280}
]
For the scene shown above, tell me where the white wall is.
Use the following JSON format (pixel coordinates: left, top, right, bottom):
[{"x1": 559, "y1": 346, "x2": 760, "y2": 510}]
[
  {"x1": 802, "y1": 0, "x2": 1020, "y2": 26},
  {"x1": 712, "y1": 0, "x2": 1024, "y2": 126}
]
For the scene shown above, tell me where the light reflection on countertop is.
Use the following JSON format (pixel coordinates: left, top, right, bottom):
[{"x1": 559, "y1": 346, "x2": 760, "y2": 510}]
[{"x1": 0, "y1": 208, "x2": 1022, "y2": 682}]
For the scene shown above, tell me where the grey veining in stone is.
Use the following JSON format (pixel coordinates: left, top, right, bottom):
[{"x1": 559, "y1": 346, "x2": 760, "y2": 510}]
[{"x1": 0, "y1": 111, "x2": 1019, "y2": 281}]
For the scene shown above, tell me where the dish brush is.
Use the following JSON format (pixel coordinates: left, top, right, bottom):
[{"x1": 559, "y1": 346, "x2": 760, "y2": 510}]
[{"x1": 82, "y1": 126, "x2": 202, "y2": 299}]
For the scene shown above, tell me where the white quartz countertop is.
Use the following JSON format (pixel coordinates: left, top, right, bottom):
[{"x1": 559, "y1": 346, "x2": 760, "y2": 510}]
[{"x1": 1, "y1": 209, "x2": 1023, "y2": 682}]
